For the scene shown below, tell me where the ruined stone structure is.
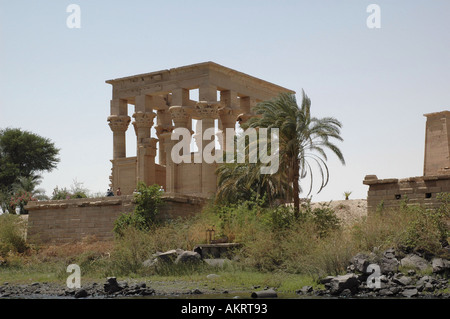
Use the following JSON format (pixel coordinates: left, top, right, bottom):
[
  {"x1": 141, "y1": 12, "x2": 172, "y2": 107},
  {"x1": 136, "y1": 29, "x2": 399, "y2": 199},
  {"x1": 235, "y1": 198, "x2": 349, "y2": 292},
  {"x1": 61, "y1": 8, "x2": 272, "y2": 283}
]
[
  {"x1": 364, "y1": 110, "x2": 450, "y2": 212},
  {"x1": 25, "y1": 62, "x2": 295, "y2": 244},
  {"x1": 106, "y1": 62, "x2": 294, "y2": 197},
  {"x1": 26, "y1": 194, "x2": 205, "y2": 243}
]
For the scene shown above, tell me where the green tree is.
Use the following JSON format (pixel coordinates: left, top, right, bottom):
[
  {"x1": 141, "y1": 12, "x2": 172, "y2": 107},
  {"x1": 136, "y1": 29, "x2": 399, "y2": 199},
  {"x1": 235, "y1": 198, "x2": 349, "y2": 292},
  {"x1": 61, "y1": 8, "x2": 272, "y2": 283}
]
[
  {"x1": 231, "y1": 91, "x2": 345, "y2": 216},
  {"x1": 0, "y1": 128, "x2": 59, "y2": 212}
]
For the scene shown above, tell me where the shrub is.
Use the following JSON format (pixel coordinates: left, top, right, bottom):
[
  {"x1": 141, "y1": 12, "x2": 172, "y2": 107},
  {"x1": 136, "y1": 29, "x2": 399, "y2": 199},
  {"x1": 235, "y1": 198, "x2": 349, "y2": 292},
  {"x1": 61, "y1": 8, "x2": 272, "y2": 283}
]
[
  {"x1": 113, "y1": 182, "x2": 163, "y2": 236},
  {"x1": 0, "y1": 214, "x2": 28, "y2": 259},
  {"x1": 351, "y1": 195, "x2": 449, "y2": 257},
  {"x1": 299, "y1": 201, "x2": 341, "y2": 238},
  {"x1": 108, "y1": 227, "x2": 153, "y2": 276}
]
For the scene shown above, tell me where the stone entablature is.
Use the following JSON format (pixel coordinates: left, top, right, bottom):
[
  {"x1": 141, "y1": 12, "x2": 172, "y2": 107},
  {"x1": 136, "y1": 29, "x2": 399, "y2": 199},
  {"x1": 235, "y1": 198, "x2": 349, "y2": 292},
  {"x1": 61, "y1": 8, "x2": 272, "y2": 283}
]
[{"x1": 106, "y1": 62, "x2": 295, "y2": 197}]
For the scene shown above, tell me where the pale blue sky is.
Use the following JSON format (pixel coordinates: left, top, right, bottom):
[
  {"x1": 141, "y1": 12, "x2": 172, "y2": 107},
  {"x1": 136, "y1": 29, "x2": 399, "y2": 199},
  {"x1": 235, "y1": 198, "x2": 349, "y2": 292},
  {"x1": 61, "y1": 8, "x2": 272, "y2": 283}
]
[{"x1": 1, "y1": 1, "x2": 449, "y2": 201}]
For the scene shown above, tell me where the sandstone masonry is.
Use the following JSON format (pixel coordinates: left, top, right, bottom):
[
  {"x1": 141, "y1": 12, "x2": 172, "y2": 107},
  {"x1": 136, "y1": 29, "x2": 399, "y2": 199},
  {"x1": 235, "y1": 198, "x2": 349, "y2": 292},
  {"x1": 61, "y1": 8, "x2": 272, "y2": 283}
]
[{"x1": 364, "y1": 111, "x2": 450, "y2": 212}]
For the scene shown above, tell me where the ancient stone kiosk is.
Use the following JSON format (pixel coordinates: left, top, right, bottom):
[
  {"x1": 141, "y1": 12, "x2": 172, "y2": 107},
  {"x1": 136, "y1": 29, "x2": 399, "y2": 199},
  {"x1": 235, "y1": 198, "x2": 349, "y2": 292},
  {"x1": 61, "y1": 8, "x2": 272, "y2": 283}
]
[
  {"x1": 364, "y1": 110, "x2": 450, "y2": 212},
  {"x1": 106, "y1": 61, "x2": 294, "y2": 198},
  {"x1": 26, "y1": 62, "x2": 294, "y2": 243}
]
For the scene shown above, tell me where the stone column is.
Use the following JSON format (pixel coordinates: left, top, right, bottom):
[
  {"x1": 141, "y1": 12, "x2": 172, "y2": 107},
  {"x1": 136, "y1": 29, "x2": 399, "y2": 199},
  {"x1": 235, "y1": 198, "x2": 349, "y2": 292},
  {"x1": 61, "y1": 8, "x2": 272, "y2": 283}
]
[
  {"x1": 166, "y1": 105, "x2": 192, "y2": 194},
  {"x1": 237, "y1": 96, "x2": 256, "y2": 125},
  {"x1": 155, "y1": 123, "x2": 173, "y2": 166},
  {"x1": 195, "y1": 101, "x2": 220, "y2": 197},
  {"x1": 161, "y1": 131, "x2": 176, "y2": 193},
  {"x1": 132, "y1": 111, "x2": 157, "y2": 187},
  {"x1": 219, "y1": 108, "x2": 238, "y2": 152},
  {"x1": 107, "y1": 115, "x2": 131, "y2": 159},
  {"x1": 424, "y1": 111, "x2": 450, "y2": 176}
]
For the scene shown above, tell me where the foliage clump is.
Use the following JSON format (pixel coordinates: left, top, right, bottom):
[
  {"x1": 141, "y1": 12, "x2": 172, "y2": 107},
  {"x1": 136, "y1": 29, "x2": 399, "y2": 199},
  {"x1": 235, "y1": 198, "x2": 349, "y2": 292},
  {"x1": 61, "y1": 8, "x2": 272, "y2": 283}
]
[{"x1": 113, "y1": 182, "x2": 163, "y2": 236}]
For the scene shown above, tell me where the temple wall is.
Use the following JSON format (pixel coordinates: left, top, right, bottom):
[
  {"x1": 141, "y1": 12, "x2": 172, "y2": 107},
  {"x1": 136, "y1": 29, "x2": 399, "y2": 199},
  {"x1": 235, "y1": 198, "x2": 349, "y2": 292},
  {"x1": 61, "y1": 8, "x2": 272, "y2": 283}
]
[
  {"x1": 364, "y1": 174, "x2": 450, "y2": 213},
  {"x1": 25, "y1": 195, "x2": 206, "y2": 244}
]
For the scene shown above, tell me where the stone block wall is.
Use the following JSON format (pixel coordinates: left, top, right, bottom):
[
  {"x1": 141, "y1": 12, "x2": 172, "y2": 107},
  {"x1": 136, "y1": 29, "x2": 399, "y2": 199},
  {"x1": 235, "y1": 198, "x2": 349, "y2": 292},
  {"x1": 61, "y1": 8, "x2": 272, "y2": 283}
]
[
  {"x1": 363, "y1": 174, "x2": 450, "y2": 213},
  {"x1": 26, "y1": 194, "x2": 206, "y2": 244}
]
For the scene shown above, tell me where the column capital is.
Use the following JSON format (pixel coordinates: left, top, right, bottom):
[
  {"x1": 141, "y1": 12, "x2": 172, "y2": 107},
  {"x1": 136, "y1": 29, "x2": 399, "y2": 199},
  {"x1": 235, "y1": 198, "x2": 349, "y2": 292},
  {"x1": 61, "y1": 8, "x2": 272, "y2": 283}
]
[
  {"x1": 219, "y1": 107, "x2": 239, "y2": 126},
  {"x1": 169, "y1": 106, "x2": 191, "y2": 127},
  {"x1": 195, "y1": 101, "x2": 221, "y2": 119},
  {"x1": 132, "y1": 111, "x2": 156, "y2": 129},
  {"x1": 155, "y1": 124, "x2": 174, "y2": 136},
  {"x1": 108, "y1": 115, "x2": 131, "y2": 132}
]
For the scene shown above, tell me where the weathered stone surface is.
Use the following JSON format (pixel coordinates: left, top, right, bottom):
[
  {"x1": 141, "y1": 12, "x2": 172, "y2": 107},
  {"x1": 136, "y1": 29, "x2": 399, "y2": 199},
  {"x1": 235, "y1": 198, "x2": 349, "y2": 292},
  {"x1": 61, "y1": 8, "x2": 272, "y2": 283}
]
[
  {"x1": 380, "y1": 248, "x2": 399, "y2": 274},
  {"x1": 350, "y1": 253, "x2": 370, "y2": 273},
  {"x1": 400, "y1": 254, "x2": 430, "y2": 271},
  {"x1": 432, "y1": 258, "x2": 450, "y2": 273},
  {"x1": 329, "y1": 274, "x2": 359, "y2": 295},
  {"x1": 251, "y1": 288, "x2": 278, "y2": 298},
  {"x1": 401, "y1": 288, "x2": 419, "y2": 298},
  {"x1": 392, "y1": 274, "x2": 412, "y2": 286},
  {"x1": 153, "y1": 249, "x2": 181, "y2": 263},
  {"x1": 296, "y1": 286, "x2": 313, "y2": 295},
  {"x1": 175, "y1": 251, "x2": 202, "y2": 265}
]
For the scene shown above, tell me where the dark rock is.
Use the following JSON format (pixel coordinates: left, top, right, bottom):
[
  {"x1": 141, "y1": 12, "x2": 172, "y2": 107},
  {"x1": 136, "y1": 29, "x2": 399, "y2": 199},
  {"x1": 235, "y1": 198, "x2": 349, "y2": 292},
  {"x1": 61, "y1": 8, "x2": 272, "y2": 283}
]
[
  {"x1": 380, "y1": 249, "x2": 399, "y2": 275},
  {"x1": 329, "y1": 274, "x2": 359, "y2": 295},
  {"x1": 407, "y1": 269, "x2": 416, "y2": 276},
  {"x1": 251, "y1": 288, "x2": 278, "y2": 298},
  {"x1": 401, "y1": 288, "x2": 418, "y2": 298},
  {"x1": 104, "y1": 277, "x2": 123, "y2": 294},
  {"x1": 392, "y1": 274, "x2": 412, "y2": 286},
  {"x1": 296, "y1": 286, "x2": 313, "y2": 295},
  {"x1": 74, "y1": 289, "x2": 88, "y2": 298},
  {"x1": 339, "y1": 289, "x2": 353, "y2": 297},
  {"x1": 383, "y1": 248, "x2": 396, "y2": 259},
  {"x1": 378, "y1": 288, "x2": 394, "y2": 297},
  {"x1": 191, "y1": 288, "x2": 203, "y2": 294},
  {"x1": 350, "y1": 253, "x2": 370, "y2": 273},
  {"x1": 141, "y1": 288, "x2": 155, "y2": 296}
]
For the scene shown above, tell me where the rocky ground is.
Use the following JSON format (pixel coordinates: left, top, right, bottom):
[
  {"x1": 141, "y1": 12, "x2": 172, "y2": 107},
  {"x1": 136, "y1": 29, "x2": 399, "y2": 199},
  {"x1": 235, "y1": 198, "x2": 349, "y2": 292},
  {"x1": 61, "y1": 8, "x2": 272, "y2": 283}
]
[
  {"x1": 2, "y1": 199, "x2": 448, "y2": 299},
  {"x1": 1, "y1": 247, "x2": 449, "y2": 299}
]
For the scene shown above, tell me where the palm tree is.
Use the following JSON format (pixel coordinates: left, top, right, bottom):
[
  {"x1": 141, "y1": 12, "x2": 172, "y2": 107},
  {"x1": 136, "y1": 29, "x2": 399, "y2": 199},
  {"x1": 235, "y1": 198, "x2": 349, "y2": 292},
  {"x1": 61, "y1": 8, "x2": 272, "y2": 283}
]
[
  {"x1": 241, "y1": 90, "x2": 345, "y2": 216},
  {"x1": 215, "y1": 161, "x2": 289, "y2": 204}
]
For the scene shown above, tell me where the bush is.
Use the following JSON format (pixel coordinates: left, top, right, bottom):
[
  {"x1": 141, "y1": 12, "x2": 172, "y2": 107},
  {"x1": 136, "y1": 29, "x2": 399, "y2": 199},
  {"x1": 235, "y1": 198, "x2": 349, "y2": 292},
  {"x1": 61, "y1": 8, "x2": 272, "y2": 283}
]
[
  {"x1": 300, "y1": 201, "x2": 341, "y2": 238},
  {"x1": 113, "y1": 182, "x2": 163, "y2": 237},
  {"x1": 0, "y1": 214, "x2": 28, "y2": 259},
  {"x1": 51, "y1": 180, "x2": 89, "y2": 200},
  {"x1": 351, "y1": 195, "x2": 449, "y2": 257}
]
